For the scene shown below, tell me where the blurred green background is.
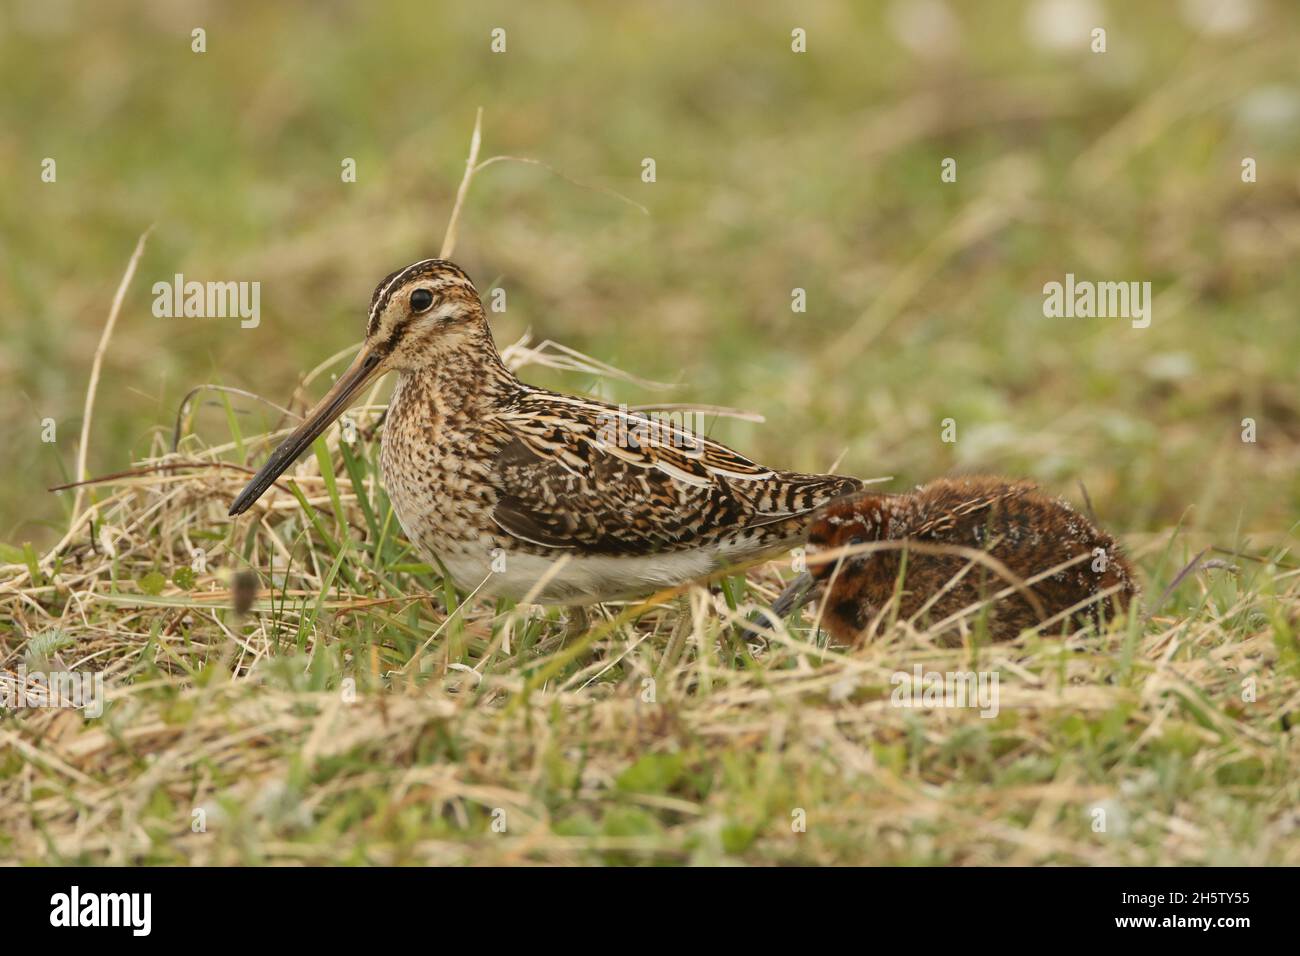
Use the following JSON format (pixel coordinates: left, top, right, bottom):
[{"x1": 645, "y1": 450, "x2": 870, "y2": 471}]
[{"x1": 2, "y1": 0, "x2": 1297, "y2": 551}]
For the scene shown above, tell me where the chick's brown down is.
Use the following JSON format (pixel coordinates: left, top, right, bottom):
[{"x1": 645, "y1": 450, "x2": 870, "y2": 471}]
[{"x1": 777, "y1": 476, "x2": 1140, "y2": 644}]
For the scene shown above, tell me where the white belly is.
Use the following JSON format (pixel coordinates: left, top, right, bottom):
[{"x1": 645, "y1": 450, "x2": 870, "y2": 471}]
[{"x1": 433, "y1": 541, "x2": 721, "y2": 604}]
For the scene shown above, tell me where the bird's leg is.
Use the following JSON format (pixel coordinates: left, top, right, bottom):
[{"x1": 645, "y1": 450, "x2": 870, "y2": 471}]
[
  {"x1": 563, "y1": 604, "x2": 591, "y2": 640},
  {"x1": 658, "y1": 595, "x2": 693, "y2": 675}
]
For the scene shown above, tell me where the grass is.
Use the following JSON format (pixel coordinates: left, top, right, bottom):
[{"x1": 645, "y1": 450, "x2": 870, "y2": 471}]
[
  {"x1": 2, "y1": 1, "x2": 1299, "y2": 865},
  {"x1": 2, "y1": 389, "x2": 1297, "y2": 865},
  {"x1": 4, "y1": 444, "x2": 1299, "y2": 863}
]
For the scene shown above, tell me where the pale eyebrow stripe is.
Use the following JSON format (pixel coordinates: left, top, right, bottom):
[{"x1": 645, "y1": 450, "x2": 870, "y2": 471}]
[{"x1": 366, "y1": 257, "x2": 439, "y2": 335}]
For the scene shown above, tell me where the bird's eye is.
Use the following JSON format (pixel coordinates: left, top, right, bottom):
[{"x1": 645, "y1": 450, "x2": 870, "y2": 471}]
[
  {"x1": 848, "y1": 536, "x2": 865, "y2": 547},
  {"x1": 410, "y1": 288, "x2": 435, "y2": 312}
]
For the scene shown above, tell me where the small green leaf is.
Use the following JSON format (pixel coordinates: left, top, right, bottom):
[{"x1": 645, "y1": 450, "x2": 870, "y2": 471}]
[
  {"x1": 139, "y1": 571, "x2": 167, "y2": 595},
  {"x1": 600, "y1": 807, "x2": 661, "y2": 838},
  {"x1": 22, "y1": 542, "x2": 45, "y2": 587},
  {"x1": 26, "y1": 628, "x2": 72, "y2": 661},
  {"x1": 721, "y1": 820, "x2": 758, "y2": 854},
  {"x1": 616, "y1": 752, "x2": 684, "y2": 794},
  {"x1": 172, "y1": 566, "x2": 197, "y2": 590}
]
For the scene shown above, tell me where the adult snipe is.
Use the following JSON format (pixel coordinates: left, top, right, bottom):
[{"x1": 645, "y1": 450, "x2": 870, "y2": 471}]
[{"x1": 230, "y1": 259, "x2": 860, "y2": 604}]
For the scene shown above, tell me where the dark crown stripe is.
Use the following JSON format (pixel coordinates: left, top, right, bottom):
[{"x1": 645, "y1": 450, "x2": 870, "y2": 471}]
[{"x1": 366, "y1": 258, "x2": 476, "y2": 336}]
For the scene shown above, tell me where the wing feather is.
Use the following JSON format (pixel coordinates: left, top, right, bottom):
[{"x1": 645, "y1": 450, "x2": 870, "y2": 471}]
[{"x1": 488, "y1": 390, "x2": 859, "y2": 555}]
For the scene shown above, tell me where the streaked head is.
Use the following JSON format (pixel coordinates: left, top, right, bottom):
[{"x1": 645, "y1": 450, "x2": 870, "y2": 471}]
[
  {"x1": 364, "y1": 258, "x2": 487, "y2": 370},
  {"x1": 228, "y1": 258, "x2": 486, "y2": 516}
]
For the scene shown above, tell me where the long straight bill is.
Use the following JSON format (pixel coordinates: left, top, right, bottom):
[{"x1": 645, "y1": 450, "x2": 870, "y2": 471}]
[
  {"x1": 228, "y1": 347, "x2": 381, "y2": 516},
  {"x1": 772, "y1": 571, "x2": 818, "y2": 618}
]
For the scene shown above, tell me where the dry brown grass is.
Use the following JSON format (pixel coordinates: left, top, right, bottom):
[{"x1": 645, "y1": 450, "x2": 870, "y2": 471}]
[{"x1": 2, "y1": 377, "x2": 1297, "y2": 864}]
